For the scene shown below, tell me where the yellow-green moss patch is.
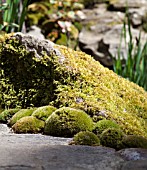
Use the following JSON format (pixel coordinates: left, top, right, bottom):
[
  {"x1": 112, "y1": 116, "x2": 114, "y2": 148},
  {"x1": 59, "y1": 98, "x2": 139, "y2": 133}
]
[
  {"x1": 71, "y1": 131, "x2": 100, "y2": 146},
  {"x1": 44, "y1": 107, "x2": 94, "y2": 137},
  {"x1": 32, "y1": 105, "x2": 56, "y2": 121},
  {"x1": 8, "y1": 108, "x2": 36, "y2": 127},
  {"x1": 0, "y1": 109, "x2": 20, "y2": 123},
  {"x1": 12, "y1": 116, "x2": 45, "y2": 133},
  {"x1": 0, "y1": 34, "x2": 147, "y2": 137}
]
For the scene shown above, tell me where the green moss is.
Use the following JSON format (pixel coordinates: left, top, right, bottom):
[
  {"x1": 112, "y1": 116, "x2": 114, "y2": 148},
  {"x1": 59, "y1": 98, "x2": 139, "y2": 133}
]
[
  {"x1": 71, "y1": 131, "x2": 100, "y2": 146},
  {"x1": 120, "y1": 135, "x2": 147, "y2": 149},
  {"x1": 8, "y1": 108, "x2": 36, "y2": 127},
  {"x1": 44, "y1": 107, "x2": 94, "y2": 137},
  {"x1": 12, "y1": 116, "x2": 45, "y2": 133},
  {"x1": 0, "y1": 109, "x2": 20, "y2": 123},
  {"x1": 32, "y1": 105, "x2": 56, "y2": 121},
  {"x1": 100, "y1": 128, "x2": 125, "y2": 150},
  {"x1": 92, "y1": 119, "x2": 120, "y2": 136},
  {"x1": 0, "y1": 34, "x2": 147, "y2": 137}
]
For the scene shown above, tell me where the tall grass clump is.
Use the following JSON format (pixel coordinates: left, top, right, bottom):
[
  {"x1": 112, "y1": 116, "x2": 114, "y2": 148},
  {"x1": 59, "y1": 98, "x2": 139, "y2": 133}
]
[
  {"x1": 113, "y1": 10, "x2": 147, "y2": 91},
  {"x1": 0, "y1": 0, "x2": 29, "y2": 33}
]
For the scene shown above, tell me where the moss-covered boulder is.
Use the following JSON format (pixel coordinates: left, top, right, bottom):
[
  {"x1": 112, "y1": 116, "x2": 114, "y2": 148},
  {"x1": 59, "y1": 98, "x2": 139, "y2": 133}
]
[
  {"x1": 92, "y1": 119, "x2": 120, "y2": 136},
  {"x1": 100, "y1": 128, "x2": 125, "y2": 150},
  {"x1": 12, "y1": 116, "x2": 45, "y2": 133},
  {"x1": 8, "y1": 108, "x2": 36, "y2": 127},
  {"x1": 0, "y1": 109, "x2": 20, "y2": 123},
  {"x1": 120, "y1": 135, "x2": 147, "y2": 149},
  {"x1": 44, "y1": 107, "x2": 93, "y2": 137},
  {"x1": 71, "y1": 131, "x2": 100, "y2": 146},
  {"x1": 32, "y1": 105, "x2": 56, "y2": 121},
  {"x1": 0, "y1": 33, "x2": 147, "y2": 137}
]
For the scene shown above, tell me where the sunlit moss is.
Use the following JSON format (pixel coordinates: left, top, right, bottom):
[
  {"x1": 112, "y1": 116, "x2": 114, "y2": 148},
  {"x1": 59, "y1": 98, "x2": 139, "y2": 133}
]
[
  {"x1": 53, "y1": 45, "x2": 147, "y2": 137},
  {"x1": 0, "y1": 34, "x2": 147, "y2": 138}
]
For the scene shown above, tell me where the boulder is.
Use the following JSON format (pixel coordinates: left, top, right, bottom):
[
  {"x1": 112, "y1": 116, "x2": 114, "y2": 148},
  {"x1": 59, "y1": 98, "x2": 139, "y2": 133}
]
[{"x1": 0, "y1": 33, "x2": 147, "y2": 138}]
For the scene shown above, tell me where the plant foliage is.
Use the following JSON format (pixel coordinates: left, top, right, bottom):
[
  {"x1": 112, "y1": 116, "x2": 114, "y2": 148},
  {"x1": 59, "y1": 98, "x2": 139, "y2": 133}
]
[{"x1": 113, "y1": 10, "x2": 147, "y2": 91}]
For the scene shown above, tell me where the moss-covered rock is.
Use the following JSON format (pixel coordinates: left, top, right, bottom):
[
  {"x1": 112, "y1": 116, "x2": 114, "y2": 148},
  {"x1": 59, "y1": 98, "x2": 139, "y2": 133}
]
[
  {"x1": 0, "y1": 109, "x2": 20, "y2": 123},
  {"x1": 32, "y1": 105, "x2": 56, "y2": 121},
  {"x1": 93, "y1": 119, "x2": 120, "y2": 136},
  {"x1": 44, "y1": 107, "x2": 93, "y2": 137},
  {"x1": 0, "y1": 33, "x2": 147, "y2": 137},
  {"x1": 8, "y1": 108, "x2": 36, "y2": 127},
  {"x1": 120, "y1": 135, "x2": 147, "y2": 149},
  {"x1": 71, "y1": 131, "x2": 100, "y2": 146},
  {"x1": 12, "y1": 116, "x2": 45, "y2": 133},
  {"x1": 100, "y1": 128, "x2": 125, "y2": 150}
]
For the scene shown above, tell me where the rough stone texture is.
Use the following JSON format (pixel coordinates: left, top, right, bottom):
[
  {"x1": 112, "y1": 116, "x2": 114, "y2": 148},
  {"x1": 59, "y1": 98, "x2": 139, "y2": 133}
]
[
  {"x1": 13, "y1": 33, "x2": 65, "y2": 63},
  {"x1": 0, "y1": 124, "x2": 147, "y2": 170},
  {"x1": 79, "y1": 1, "x2": 147, "y2": 67}
]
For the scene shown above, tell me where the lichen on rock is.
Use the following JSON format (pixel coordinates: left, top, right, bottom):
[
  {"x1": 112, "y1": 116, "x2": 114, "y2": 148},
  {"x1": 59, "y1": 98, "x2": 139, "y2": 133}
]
[{"x1": 0, "y1": 33, "x2": 147, "y2": 137}]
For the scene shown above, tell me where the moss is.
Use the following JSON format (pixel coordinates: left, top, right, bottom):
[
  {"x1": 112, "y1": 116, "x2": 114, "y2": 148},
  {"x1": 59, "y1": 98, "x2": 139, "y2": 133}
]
[
  {"x1": 32, "y1": 105, "x2": 56, "y2": 121},
  {"x1": 71, "y1": 131, "x2": 100, "y2": 146},
  {"x1": 0, "y1": 33, "x2": 147, "y2": 137},
  {"x1": 0, "y1": 109, "x2": 20, "y2": 123},
  {"x1": 8, "y1": 108, "x2": 36, "y2": 127},
  {"x1": 12, "y1": 116, "x2": 45, "y2": 133},
  {"x1": 44, "y1": 107, "x2": 94, "y2": 137},
  {"x1": 120, "y1": 135, "x2": 147, "y2": 149},
  {"x1": 100, "y1": 128, "x2": 125, "y2": 150},
  {"x1": 92, "y1": 119, "x2": 120, "y2": 136}
]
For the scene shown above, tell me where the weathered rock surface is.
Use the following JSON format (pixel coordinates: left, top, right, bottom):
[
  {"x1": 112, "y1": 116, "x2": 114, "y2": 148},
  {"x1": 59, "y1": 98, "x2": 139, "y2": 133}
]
[
  {"x1": 79, "y1": 1, "x2": 147, "y2": 67},
  {"x1": 0, "y1": 124, "x2": 147, "y2": 170}
]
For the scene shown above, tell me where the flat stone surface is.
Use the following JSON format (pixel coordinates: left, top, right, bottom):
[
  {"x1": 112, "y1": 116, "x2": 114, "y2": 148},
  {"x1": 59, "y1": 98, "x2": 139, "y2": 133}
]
[{"x1": 0, "y1": 124, "x2": 147, "y2": 170}]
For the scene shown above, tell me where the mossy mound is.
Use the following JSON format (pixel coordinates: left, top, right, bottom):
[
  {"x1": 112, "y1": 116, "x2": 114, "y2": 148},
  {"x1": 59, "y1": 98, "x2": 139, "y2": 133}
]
[
  {"x1": 32, "y1": 105, "x2": 56, "y2": 121},
  {"x1": 0, "y1": 109, "x2": 20, "y2": 123},
  {"x1": 71, "y1": 131, "x2": 100, "y2": 146},
  {"x1": 92, "y1": 119, "x2": 120, "y2": 136},
  {"x1": 120, "y1": 135, "x2": 147, "y2": 149},
  {"x1": 0, "y1": 33, "x2": 147, "y2": 137},
  {"x1": 8, "y1": 108, "x2": 36, "y2": 127},
  {"x1": 12, "y1": 116, "x2": 45, "y2": 133},
  {"x1": 100, "y1": 128, "x2": 125, "y2": 150},
  {"x1": 44, "y1": 107, "x2": 93, "y2": 137}
]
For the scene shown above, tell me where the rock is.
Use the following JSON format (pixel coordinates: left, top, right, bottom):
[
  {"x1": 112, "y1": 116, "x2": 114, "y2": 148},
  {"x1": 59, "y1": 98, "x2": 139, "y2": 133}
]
[
  {"x1": 118, "y1": 148, "x2": 147, "y2": 170},
  {"x1": 0, "y1": 33, "x2": 147, "y2": 137},
  {"x1": 26, "y1": 25, "x2": 45, "y2": 40},
  {"x1": 120, "y1": 160, "x2": 147, "y2": 170},
  {"x1": 108, "y1": 0, "x2": 147, "y2": 11},
  {"x1": 79, "y1": 2, "x2": 147, "y2": 67},
  {"x1": 117, "y1": 148, "x2": 147, "y2": 161},
  {"x1": 0, "y1": 124, "x2": 11, "y2": 134}
]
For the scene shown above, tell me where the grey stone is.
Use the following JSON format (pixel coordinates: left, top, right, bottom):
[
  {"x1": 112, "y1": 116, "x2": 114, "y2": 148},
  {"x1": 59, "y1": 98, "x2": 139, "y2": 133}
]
[
  {"x1": 0, "y1": 124, "x2": 147, "y2": 170},
  {"x1": 79, "y1": 2, "x2": 147, "y2": 67},
  {"x1": 120, "y1": 160, "x2": 147, "y2": 170},
  {"x1": 13, "y1": 33, "x2": 65, "y2": 63},
  {"x1": 117, "y1": 148, "x2": 147, "y2": 161}
]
